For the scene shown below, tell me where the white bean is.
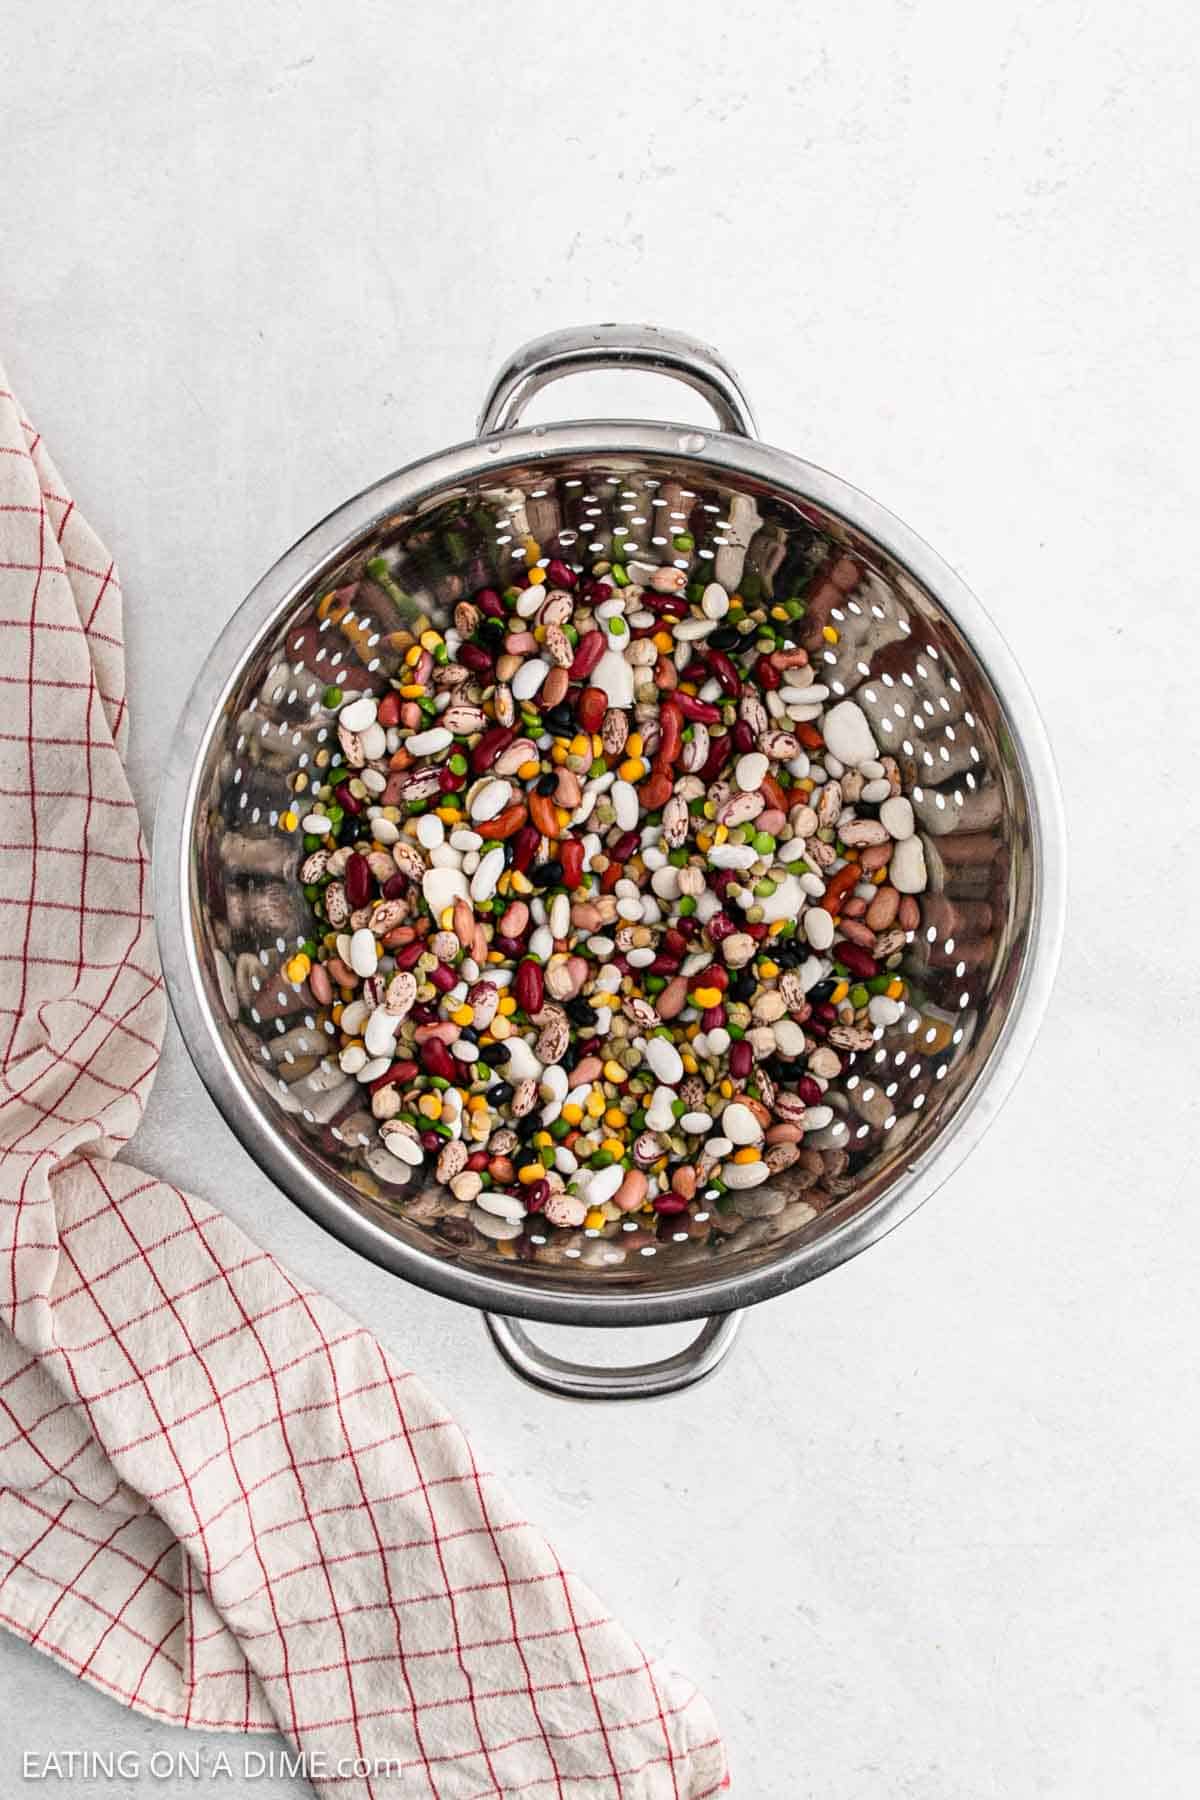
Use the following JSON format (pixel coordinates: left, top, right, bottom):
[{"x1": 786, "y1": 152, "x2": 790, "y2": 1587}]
[{"x1": 349, "y1": 928, "x2": 378, "y2": 977}]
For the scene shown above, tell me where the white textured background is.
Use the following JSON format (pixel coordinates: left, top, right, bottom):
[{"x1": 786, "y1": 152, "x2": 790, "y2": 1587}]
[{"x1": 2, "y1": 2, "x2": 1198, "y2": 1795}]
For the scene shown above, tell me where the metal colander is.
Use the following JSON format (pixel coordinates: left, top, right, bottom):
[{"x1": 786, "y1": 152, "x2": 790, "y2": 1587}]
[{"x1": 156, "y1": 326, "x2": 1065, "y2": 1399}]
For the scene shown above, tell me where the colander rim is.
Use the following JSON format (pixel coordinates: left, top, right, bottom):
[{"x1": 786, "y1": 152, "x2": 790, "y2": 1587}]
[{"x1": 154, "y1": 417, "x2": 1067, "y2": 1327}]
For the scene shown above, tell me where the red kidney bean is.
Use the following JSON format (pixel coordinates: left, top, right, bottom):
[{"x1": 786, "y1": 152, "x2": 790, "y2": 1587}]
[
  {"x1": 753, "y1": 654, "x2": 781, "y2": 691},
  {"x1": 458, "y1": 641, "x2": 493, "y2": 673},
  {"x1": 657, "y1": 699, "x2": 683, "y2": 764},
  {"x1": 337, "y1": 786, "x2": 363, "y2": 816},
  {"x1": 732, "y1": 720, "x2": 756, "y2": 753},
  {"x1": 525, "y1": 1179, "x2": 549, "y2": 1212},
  {"x1": 648, "y1": 953, "x2": 681, "y2": 975},
  {"x1": 700, "y1": 733, "x2": 734, "y2": 782},
  {"x1": 814, "y1": 1002, "x2": 837, "y2": 1023},
  {"x1": 560, "y1": 837, "x2": 584, "y2": 887},
  {"x1": 673, "y1": 916, "x2": 700, "y2": 941},
  {"x1": 410, "y1": 1003, "x2": 438, "y2": 1025},
  {"x1": 476, "y1": 587, "x2": 505, "y2": 618},
  {"x1": 653, "y1": 1194, "x2": 690, "y2": 1214},
  {"x1": 730, "y1": 1040, "x2": 753, "y2": 1078},
  {"x1": 514, "y1": 958, "x2": 544, "y2": 1014},
  {"x1": 640, "y1": 768, "x2": 673, "y2": 810},
  {"x1": 576, "y1": 684, "x2": 608, "y2": 731},
  {"x1": 796, "y1": 1076, "x2": 823, "y2": 1106},
  {"x1": 837, "y1": 943, "x2": 878, "y2": 980},
  {"x1": 706, "y1": 650, "x2": 741, "y2": 698},
  {"x1": 744, "y1": 922, "x2": 768, "y2": 940},
  {"x1": 466, "y1": 1151, "x2": 490, "y2": 1171},
  {"x1": 611, "y1": 829, "x2": 639, "y2": 862},
  {"x1": 545, "y1": 559, "x2": 576, "y2": 589},
  {"x1": 485, "y1": 803, "x2": 528, "y2": 840},
  {"x1": 661, "y1": 928, "x2": 688, "y2": 959},
  {"x1": 381, "y1": 872, "x2": 408, "y2": 901},
  {"x1": 377, "y1": 690, "x2": 402, "y2": 728},
  {"x1": 471, "y1": 724, "x2": 516, "y2": 773},
  {"x1": 529, "y1": 793, "x2": 562, "y2": 839},
  {"x1": 421, "y1": 1039, "x2": 456, "y2": 1080},
  {"x1": 428, "y1": 964, "x2": 457, "y2": 993},
  {"x1": 761, "y1": 772, "x2": 788, "y2": 813},
  {"x1": 575, "y1": 1035, "x2": 601, "y2": 1058},
  {"x1": 701, "y1": 1006, "x2": 724, "y2": 1032},
  {"x1": 673, "y1": 693, "x2": 721, "y2": 724},
  {"x1": 367, "y1": 1058, "x2": 418, "y2": 1093},
  {"x1": 344, "y1": 852, "x2": 371, "y2": 908},
  {"x1": 510, "y1": 825, "x2": 540, "y2": 874},
  {"x1": 420, "y1": 1129, "x2": 441, "y2": 1152},
  {"x1": 394, "y1": 941, "x2": 425, "y2": 969},
  {"x1": 581, "y1": 579, "x2": 611, "y2": 604},
  {"x1": 570, "y1": 632, "x2": 606, "y2": 681},
  {"x1": 492, "y1": 933, "x2": 525, "y2": 956}
]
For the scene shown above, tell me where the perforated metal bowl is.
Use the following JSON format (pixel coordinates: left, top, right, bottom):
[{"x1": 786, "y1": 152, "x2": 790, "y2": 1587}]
[{"x1": 155, "y1": 326, "x2": 1065, "y2": 1399}]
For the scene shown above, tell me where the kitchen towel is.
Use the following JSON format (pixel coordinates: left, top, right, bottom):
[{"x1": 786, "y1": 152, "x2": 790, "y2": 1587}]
[{"x1": 0, "y1": 367, "x2": 728, "y2": 1798}]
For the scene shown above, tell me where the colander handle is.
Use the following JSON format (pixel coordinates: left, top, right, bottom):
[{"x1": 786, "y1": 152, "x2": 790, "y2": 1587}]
[
  {"x1": 482, "y1": 1310, "x2": 742, "y2": 1402},
  {"x1": 476, "y1": 324, "x2": 758, "y2": 438}
]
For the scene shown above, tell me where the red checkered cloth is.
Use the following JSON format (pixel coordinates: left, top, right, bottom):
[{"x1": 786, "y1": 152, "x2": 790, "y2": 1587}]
[{"x1": 0, "y1": 369, "x2": 729, "y2": 1798}]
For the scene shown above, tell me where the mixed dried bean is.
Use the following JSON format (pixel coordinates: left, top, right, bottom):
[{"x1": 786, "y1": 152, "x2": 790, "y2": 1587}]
[{"x1": 280, "y1": 549, "x2": 929, "y2": 1249}]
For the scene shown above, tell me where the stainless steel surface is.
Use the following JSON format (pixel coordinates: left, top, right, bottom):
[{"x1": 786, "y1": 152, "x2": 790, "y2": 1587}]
[
  {"x1": 477, "y1": 322, "x2": 758, "y2": 438},
  {"x1": 483, "y1": 1312, "x2": 744, "y2": 1401},
  {"x1": 154, "y1": 323, "x2": 1066, "y2": 1335}
]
